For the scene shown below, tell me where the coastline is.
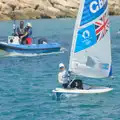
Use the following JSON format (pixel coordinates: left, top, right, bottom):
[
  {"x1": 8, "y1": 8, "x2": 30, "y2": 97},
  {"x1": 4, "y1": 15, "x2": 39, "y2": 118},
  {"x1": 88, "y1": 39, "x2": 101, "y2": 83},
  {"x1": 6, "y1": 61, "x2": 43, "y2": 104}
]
[{"x1": 0, "y1": 0, "x2": 120, "y2": 21}]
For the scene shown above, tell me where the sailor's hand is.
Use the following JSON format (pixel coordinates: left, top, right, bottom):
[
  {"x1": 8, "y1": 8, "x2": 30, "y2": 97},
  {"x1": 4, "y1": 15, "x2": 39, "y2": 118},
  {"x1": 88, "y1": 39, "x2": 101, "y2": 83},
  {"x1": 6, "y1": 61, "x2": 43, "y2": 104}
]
[
  {"x1": 68, "y1": 71, "x2": 72, "y2": 75},
  {"x1": 20, "y1": 36, "x2": 23, "y2": 39},
  {"x1": 68, "y1": 71, "x2": 70, "y2": 74}
]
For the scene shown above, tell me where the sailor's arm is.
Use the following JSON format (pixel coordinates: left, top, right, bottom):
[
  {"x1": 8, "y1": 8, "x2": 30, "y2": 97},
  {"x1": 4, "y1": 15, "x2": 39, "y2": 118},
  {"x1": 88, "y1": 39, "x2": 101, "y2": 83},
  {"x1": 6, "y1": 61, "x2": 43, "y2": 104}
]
[{"x1": 21, "y1": 32, "x2": 28, "y2": 38}]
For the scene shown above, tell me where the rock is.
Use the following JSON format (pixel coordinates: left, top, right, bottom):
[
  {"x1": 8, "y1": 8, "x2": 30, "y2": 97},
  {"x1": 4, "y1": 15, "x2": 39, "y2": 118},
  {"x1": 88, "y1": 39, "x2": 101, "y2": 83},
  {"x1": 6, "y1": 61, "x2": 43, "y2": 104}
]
[
  {"x1": 108, "y1": 0, "x2": 120, "y2": 15},
  {"x1": 11, "y1": 10, "x2": 29, "y2": 20},
  {"x1": 0, "y1": 0, "x2": 119, "y2": 20},
  {"x1": 1, "y1": 4, "x2": 12, "y2": 15},
  {"x1": 0, "y1": 13, "x2": 11, "y2": 20},
  {"x1": 23, "y1": 8, "x2": 41, "y2": 19}
]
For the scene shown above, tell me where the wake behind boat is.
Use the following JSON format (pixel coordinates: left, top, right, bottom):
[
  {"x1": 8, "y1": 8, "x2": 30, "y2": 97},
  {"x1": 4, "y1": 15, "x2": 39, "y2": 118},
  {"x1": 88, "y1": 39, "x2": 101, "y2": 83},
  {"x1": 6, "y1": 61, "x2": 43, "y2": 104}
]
[{"x1": 0, "y1": 36, "x2": 61, "y2": 54}]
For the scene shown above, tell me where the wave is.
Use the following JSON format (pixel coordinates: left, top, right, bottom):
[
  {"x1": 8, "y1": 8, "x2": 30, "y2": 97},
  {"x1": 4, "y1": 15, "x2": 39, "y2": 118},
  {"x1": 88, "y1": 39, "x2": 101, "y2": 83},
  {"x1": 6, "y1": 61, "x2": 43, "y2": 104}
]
[{"x1": 4, "y1": 47, "x2": 67, "y2": 57}]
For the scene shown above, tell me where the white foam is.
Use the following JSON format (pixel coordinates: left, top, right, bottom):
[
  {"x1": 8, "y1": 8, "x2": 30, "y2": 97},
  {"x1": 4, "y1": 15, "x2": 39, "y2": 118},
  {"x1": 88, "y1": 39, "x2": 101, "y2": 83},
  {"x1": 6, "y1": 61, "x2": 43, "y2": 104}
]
[{"x1": 4, "y1": 48, "x2": 66, "y2": 57}]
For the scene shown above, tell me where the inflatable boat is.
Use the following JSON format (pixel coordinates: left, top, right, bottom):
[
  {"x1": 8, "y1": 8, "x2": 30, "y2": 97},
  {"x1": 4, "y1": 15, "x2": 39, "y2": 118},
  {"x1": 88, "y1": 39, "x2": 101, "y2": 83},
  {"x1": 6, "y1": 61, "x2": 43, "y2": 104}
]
[{"x1": 0, "y1": 36, "x2": 61, "y2": 54}]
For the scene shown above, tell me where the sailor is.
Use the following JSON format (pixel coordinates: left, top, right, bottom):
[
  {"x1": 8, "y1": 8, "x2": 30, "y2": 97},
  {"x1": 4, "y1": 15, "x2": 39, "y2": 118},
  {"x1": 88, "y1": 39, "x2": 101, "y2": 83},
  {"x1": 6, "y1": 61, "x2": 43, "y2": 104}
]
[
  {"x1": 20, "y1": 22, "x2": 32, "y2": 45},
  {"x1": 58, "y1": 63, "x2": 70, "y2": 88},
  {"x1": 17, "y1": 21, "x2": 25, "y2": 37}
]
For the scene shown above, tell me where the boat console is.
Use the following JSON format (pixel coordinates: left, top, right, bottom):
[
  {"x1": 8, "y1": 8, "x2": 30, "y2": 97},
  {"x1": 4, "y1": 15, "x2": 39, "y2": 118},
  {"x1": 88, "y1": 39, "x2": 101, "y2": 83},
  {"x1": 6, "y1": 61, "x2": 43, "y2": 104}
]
[{"x1": 8, "y1": 36, "x2": 20, "y2": 44}]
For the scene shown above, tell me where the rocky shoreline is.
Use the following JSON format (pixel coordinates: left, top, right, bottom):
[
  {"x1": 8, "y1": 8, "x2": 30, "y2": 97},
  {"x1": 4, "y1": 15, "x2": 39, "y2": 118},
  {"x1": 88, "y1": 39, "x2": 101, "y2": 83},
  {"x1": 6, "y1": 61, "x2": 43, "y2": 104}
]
[{"x1": 0, "y1": 0, "x2": 120, "y2": 21}]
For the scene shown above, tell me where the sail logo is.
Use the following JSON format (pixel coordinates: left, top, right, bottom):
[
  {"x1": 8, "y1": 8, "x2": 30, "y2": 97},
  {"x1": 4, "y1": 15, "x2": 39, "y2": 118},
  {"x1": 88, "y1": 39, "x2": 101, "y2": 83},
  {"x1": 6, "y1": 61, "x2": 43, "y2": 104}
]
[
  {"x1": 82, "y1": 30, "x2": 91, "y2": 45},
  {"x1": 82, "y1": 30, "x2": 90, "y2": 39},
  {"x1": 75, "y1": 25, "x2": 97, "y2": 53},
  {"x1": 90, "y1": 0, "x2": 107, "y2": 13},
  {"x1": 100, "y1": 63, "x2": 109, "y2": 70}
]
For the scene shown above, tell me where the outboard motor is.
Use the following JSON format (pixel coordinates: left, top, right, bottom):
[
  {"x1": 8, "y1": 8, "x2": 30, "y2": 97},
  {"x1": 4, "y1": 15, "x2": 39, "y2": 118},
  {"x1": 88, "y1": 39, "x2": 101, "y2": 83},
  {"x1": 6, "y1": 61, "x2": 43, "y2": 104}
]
[{"x1": 38, "y1": 38, "x2": 48, "y2": 44}]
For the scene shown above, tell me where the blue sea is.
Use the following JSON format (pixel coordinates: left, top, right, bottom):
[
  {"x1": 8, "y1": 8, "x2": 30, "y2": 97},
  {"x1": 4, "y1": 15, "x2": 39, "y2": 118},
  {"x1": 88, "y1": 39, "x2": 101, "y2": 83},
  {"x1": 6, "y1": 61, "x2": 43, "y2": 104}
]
[{"x1": 0, "y1": 16, "x2": 120, "y2": 120}]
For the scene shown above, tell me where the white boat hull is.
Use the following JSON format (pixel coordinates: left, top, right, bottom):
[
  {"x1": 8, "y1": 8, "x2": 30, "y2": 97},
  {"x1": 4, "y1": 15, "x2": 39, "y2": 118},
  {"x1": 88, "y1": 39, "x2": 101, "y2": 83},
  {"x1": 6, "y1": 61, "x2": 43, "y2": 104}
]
[{"x1": 53, "y1": 84, "x2": 113, "y2": 94}]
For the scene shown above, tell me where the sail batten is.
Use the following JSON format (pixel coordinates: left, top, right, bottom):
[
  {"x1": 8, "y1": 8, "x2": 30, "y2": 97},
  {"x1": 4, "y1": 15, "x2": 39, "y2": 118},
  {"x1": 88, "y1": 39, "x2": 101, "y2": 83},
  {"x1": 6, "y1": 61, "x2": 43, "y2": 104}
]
[{"x1": 69, "y1": 0, "x2": 112, "y2": 78}]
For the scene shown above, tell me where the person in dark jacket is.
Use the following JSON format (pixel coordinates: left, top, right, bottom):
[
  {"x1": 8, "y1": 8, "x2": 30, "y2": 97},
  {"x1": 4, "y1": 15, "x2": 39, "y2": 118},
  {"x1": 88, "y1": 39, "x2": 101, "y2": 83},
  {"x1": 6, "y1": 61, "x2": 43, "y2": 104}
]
[{"x1": 17, "y1": 21, "x2": 25, "y2": 37}]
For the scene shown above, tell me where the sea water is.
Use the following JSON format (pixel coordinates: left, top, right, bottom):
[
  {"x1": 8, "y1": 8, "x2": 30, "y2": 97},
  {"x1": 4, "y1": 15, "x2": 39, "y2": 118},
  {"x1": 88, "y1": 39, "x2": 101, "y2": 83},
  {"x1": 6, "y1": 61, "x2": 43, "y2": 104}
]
[{"x1": 0, "y1": 17, "x2": 120, "y2": 120}]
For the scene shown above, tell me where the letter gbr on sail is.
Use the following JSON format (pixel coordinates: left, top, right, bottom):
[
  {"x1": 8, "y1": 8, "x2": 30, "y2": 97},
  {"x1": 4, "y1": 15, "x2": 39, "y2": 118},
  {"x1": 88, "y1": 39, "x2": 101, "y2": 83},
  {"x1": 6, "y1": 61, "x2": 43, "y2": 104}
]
[
  {"x1": 69, "y1": 0, "x2": 112, "y2": 78},
  {"x1": 90, "y1": 0, "x2": 107, "y2": 13}
]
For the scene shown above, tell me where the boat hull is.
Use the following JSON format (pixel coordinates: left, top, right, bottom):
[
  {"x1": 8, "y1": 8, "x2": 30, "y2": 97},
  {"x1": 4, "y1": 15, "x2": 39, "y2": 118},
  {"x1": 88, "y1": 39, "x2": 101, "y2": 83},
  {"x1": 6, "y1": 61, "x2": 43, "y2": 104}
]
[
  {"x1": 0, "y1": 42, "x2": 61, "y2": 54},
  {"x1": 53, "y1": 84, "x2": 113, "y2": 95}
]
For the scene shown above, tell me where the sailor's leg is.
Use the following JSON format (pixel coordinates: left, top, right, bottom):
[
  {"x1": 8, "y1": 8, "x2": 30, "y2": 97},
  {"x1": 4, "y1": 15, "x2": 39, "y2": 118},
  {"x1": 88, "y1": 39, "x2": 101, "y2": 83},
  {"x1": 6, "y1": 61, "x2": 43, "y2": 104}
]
[
  {"x1": 21, "y1": 37, "x2": 26, "y2": 45},
  {"x1": 62, "y1": 83, "x2": 69, "y2": 88},
  {"x1": 70, "y1": 80, "x2": 83, "y2": 89},
  {"x1": 70, "y1": 80, "x2": 76, "y2": 88},
  {"x1": 26, "y1": 38, "x2": 32, "y2": 44}
]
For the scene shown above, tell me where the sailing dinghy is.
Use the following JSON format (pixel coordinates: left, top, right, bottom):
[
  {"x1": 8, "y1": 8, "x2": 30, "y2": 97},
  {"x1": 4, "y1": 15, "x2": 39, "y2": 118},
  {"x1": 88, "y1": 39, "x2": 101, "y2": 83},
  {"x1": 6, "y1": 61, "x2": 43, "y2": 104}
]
[{"x1": 53, "y1": 0, "x2": 113, "y2": 95}]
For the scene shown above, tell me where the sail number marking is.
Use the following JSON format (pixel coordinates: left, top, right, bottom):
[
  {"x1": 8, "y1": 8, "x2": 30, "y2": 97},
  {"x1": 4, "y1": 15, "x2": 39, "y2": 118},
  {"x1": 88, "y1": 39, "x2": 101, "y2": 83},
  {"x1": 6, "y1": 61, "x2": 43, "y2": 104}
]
[{"x1": 90, "y1": 0, "x2": 107, "y2": 13}]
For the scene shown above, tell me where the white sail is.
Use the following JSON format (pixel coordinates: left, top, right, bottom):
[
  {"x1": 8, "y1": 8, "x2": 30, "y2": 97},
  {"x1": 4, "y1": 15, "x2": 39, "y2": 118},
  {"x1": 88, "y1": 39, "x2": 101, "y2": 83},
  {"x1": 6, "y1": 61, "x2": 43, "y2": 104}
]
[{"x1": 69, "y1": 0, "x2": 112, "y2": 78}]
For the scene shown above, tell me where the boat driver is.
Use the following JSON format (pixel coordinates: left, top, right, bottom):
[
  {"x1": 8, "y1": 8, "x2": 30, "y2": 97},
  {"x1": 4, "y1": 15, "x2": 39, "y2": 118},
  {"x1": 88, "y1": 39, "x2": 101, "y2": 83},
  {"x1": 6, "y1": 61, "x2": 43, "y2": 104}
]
[
  {"x1": 17, "y1": 21, "x2": 25, "y2": 38},
  {"x1": 58, "y1": 63, "x2": 70, "y2": 88}
]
